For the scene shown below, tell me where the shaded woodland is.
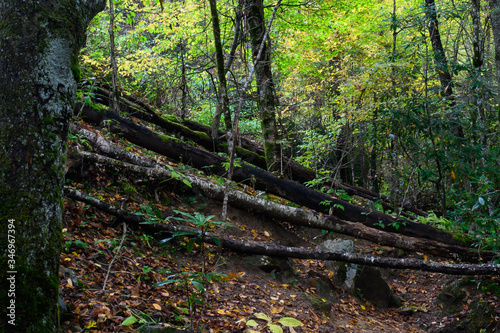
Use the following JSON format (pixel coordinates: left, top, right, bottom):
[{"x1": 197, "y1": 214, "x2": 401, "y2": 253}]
[{"x1": 2, "y1": 0, "x2": 500, "y2": 331}]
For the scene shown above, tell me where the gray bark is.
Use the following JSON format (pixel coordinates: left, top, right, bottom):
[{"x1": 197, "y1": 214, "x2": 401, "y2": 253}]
[
  {"x1": 245, "y1": 0, "x2": 281, "y2": 172},
  {"x1": 488, "y1": 0, "x2": 500, "y2": 112},
  {"x1": 424, "y1": 0, "x2": 454, "y2": 97},
  {"x1": 108, "y1": 0, "x2": 121, "y2": 113},
  {"x1": 0, "y1": 1, "x2": 105, "y2": 330},
  {"x1": 209, "y1": 0, "x2": 232, "y2": 137}
]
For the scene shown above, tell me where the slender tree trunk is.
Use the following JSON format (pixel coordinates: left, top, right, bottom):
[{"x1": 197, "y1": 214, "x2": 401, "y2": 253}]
[
  {"x1": 245, "y1": 0, "x2": 281, "y2": 172},
  {"x1": 180, "y1": 40, "x2": 188, "y2": 119},
  {"x1": 470, "y1": 0, "x2": 486, "y2": 145},
  {"x1": 209, "y1": 0, "x2": 232, "y2": 138},
  {"x1": 424, "y1": 0, "x2": 454, "y2": 98},
  {"x1": 0, "y1": 1, "x2": 105, "y2": 330},
  {"x1": 109, "y1": 0, "x2": 120, "y2": 113},
  {"x1": 371, "y1": 107, "x2": 380, "y2": 194},
  {"x1": 488, "y1": 0, "x2": 500, "y2": 121},
  {"x1": 225, "y1": 1, "x2": 243, "y2": 75}
]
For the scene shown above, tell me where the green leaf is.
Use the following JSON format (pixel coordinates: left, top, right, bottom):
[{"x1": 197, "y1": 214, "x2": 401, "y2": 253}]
[
  {"x1": 268, "y1": 323, "x2": 283, "y2": 333},
  {"x1": 186, "y1": 238, "x2": 195, "y2": 253},
  {"x1": 278, "y1": 317, "x2": 303, "y2": 327},
  {"x1": 246, "y1": 319, "x2": 259, "y2": 327},
  {"x1": 191, "y1": 280, "x2": 204, "y2": 291},
  {"x1": 121, "y1": 316, "x2": 137, "y2": 326},
  {"x1": 152, "y1": 206, "x2": 163, "y2": 220},
  {"x1": 254, "y1": 313, "x2": 271, "y2": 322},
  {"x1": 74, "y1": 240, "x2": 87, "y2": 250},
  {"x1": 182, "y1": 179, "x2": 192, "y2": 188},
  {"x1": 212, "y1": 236, "x2": 221, "y2": 247}
]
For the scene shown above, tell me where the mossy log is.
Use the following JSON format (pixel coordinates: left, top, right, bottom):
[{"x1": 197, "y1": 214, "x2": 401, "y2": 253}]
[
  {"x1": 80, "y1": 105, "x2": 466, "y2": 248},
  {"x1": 69, "y1": 138, "x2": 494, "y2": 262},
  {"x1": 90, "y1": 83, "x2": 427, "y2": 218}
]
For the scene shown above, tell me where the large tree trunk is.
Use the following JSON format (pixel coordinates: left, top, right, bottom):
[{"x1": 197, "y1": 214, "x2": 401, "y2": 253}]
[
  {"x1": 80, "y1": 105, "x2": 465, "y2": 246},
  {"x1": 245, "y1": 0, "x2": 281, "y2": 172},
  {"x1": 65, "y1": 188, "x2": 500, "y2": 275},
  {"x1": 0, "y1": 1, "x2": 105, "y2": 331}
]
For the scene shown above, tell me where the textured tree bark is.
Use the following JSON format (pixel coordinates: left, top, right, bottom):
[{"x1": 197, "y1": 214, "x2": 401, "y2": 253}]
[
  {"x1": 424, "y1": 0, "x2": 454, "y2": 98},
  {"x1": 209, "y1": 0, "x2": 232, "y2": 137},
  {"x1": 108, "y1": 0, "x2": 120, "y2": 114},
  {"x1": 0, "y1": 1, "x2": 105, "y2": 331},
  {"x1": 470, "y1": 0, "x2": 486, "y2": 145},
  {"x1": 64, "y1": 188, "x2": 500, "y2": 275},
  {"x1": 488, "y1": 0, "x2": 500, "y2": 114},
  {"x1": 245, "y1": 0, "x2": 281, "y2": 172}
]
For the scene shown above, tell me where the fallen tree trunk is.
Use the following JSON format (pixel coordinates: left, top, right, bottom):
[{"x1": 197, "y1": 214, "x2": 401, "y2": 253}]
[
  {"x1": 92, "y1": 85, "x2": 269, "y2": 168},
  {"x1": 79, "y1": 105, "x2": 463, "y2": 246},
  {"x1": 64, "y1": 187, "x2": 500, "y2": 275},
  {"x1": 91, "y1": 84, "x2": 427, "y2": 218},
  {"x1": 69, "y1": 134, "x2": 492, "y2": 262}
]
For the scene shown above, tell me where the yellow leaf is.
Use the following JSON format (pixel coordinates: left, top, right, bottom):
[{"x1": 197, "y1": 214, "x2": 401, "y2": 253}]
[
  {"x1": 271, "y1": 306, "x2": 284, "y2": 314},
  {"x1": 153, "y1": 303, "x2": 162, "y2": 310},
  {"x1": 451, "y1": 170, "x2": 456, "y2": 180},
  {"x1": 360, "y1": 305, "x2": 366, "y2": 310},
  {"x1": 86, "y1": 321, "x2": 97, "y2": 329}
]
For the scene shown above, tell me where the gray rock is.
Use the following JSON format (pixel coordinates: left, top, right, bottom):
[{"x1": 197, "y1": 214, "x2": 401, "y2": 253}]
[
  {"x1": 319, "y1": 239, "x2": 357, "y2": 290},
  {"x1": 354, "y1": 266, "x2": 391, "y2": 309},
  {"x1": 320, "y1": 239, "x2": 395, "y2": 308}
]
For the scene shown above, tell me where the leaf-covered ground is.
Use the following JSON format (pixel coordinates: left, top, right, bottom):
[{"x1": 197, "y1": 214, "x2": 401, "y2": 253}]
[
  {"x1": 61, "y1": 186, "x2": 500, "y2": 332},
  {"x1": 60, "y1": 125, "x2": 500, "y2": 332}
]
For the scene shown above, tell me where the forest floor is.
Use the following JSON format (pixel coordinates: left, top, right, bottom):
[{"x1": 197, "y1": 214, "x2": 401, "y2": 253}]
[
  {"x1": 60, "y1": 174, "x2": 500, "y2": 333},
  {"x1": 59, "y1": 117, "x2": 500, "y2": 332}
]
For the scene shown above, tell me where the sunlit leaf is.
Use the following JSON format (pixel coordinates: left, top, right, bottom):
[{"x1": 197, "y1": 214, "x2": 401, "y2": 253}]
[
  {"x1": 254, "y1": 313, "x2": 271, "y2": 322},
  {"x1": 278, "y1": 317, "x2": 303, "y2": 327},
  {"x1": 121, "y1": 316, "x2": 137, "y2": 326},
  {"x1": 246, "y1": 319, "x2": 259, "y2": 327},
  {"x1": 268, "y1": 323, "x2": 283, "y2": 333}
]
